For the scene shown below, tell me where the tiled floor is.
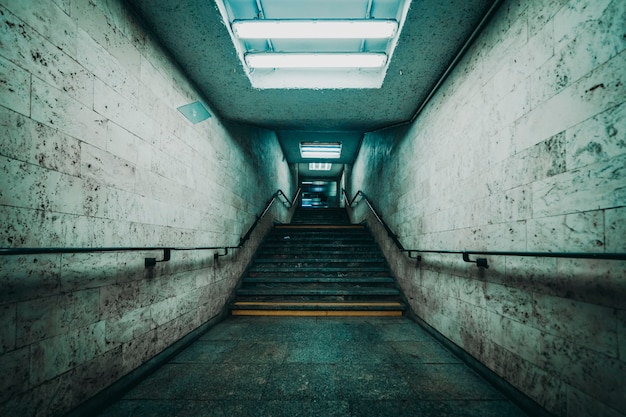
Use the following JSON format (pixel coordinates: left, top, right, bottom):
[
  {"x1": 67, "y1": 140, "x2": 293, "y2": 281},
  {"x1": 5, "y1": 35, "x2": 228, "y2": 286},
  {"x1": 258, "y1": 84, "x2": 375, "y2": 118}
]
[{"x1": 97, "y1": 316, "x2": 529, "y2": 417}]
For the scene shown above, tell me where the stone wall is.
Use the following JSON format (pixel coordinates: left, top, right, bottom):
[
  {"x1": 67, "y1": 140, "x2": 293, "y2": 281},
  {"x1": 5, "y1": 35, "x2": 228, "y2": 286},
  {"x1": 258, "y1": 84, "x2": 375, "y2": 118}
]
[
  {"x1": 349, "y1": 0, "x2": 625, "y2": 416},
  {"x1": 0, "y1": 0, "x2": 294, "y2": 416}
]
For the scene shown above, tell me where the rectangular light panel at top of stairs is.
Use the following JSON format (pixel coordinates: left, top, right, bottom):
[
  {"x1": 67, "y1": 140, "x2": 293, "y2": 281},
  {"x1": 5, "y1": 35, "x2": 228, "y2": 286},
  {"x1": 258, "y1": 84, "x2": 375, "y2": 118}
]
[
  {"x1": 309, "y1": 162, "x2": 332, "y2": 171},
  {"x1": 300, "y1": 142, "x2": 342, "y2": 159}
]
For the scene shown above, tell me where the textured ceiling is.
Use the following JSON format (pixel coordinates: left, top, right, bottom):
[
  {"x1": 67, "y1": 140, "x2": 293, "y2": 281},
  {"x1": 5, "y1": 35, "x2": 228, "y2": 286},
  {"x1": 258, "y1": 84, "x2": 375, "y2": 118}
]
[{"x1": 125, "y1": 0, "x2": 497, "y2": 163}]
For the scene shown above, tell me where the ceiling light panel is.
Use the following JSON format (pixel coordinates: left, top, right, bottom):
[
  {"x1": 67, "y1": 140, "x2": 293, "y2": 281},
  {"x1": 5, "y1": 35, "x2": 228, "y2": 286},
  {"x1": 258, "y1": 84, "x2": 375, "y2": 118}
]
[
  {"x1": 232, "y1": 20, "x2": 398, "y2": 39},
  {"x1": 300, "y1": 142, "x2": 342, "y2": 159},
  {"x1": 309, "y1": 163, "x2": 332, "y2": 171},
  {"x1": 218, "y1": 0, "x2": 410, "y2": 89}
]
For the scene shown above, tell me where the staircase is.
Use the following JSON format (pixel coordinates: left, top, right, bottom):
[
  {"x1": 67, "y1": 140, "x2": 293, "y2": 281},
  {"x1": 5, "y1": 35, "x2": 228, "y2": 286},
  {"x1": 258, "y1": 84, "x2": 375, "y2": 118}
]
[{"x1": 230, "y1": 208, "x2": 407, "y2": 317}]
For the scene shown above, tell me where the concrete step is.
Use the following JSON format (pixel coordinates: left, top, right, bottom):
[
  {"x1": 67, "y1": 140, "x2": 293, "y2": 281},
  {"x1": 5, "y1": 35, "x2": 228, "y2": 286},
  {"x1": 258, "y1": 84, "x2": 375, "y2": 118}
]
[
  {"x1": 236, "y1": 286, "x2": 401, "y2": 297},
  {"x1": 248, "y1": 266, "x2": 390, "y2": 273},
  {"x1": 256, "y1": 250, "x2": 383, "y2": 257},
  {"x1": 253, "y1": 257, "x2": 386, "y2": 264}
]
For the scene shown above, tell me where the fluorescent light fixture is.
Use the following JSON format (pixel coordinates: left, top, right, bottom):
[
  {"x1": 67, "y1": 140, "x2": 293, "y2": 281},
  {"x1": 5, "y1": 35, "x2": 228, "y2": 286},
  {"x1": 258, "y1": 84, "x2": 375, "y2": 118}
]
[
  {"x1": 246, "y1": 53, "x2": 386, "y2": 69},
  {"x1": 177, "y1": 101, "x2": 211, "y2": 124},
  {"x1": 233, "y1": 20, "x2": 398, "y2": 39},
  {"x1": 300, "y1": 142, "x2": 342, "y2": 159},
  {"x1": 309, "y1": 163, "x2": 332, "y2": 171}
]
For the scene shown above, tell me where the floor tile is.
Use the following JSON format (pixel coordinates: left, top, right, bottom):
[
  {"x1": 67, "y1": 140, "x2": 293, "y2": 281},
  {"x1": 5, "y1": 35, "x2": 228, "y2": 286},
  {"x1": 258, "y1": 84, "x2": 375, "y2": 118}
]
[
  {"x1": 390, "y1": 340, "x2": 462, "y2": 364},
  {"x1": 336, "y1": 362, "x2": 415, "y2": 400},
  {"x1": 170, "y1": 340, "x2": 237, "y2": 364},
  {"x1": 401, "y1": 363, "x2": 504, "y2": 400},
  {"x1": 262, "y1": 363, "x2": 339, "y2": 400},
  {"x1": 96, "y1": 399, "x2": 186, "y2": 417}
]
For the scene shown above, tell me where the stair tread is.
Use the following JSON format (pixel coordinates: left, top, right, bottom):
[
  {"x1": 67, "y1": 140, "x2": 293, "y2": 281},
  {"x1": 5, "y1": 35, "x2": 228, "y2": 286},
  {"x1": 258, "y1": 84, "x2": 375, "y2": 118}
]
[
  {"x1": 231, "y1": 301, "x2": 406, "y2": 311},
  {"x1": 254, "y1": 258, "x2": 385, "y2": 263},
  {"x1": 236, "y1": 287, "x2": 400, "y2": 295},
  {"x1": 243, "y1": 277, "x2": 394, "y2": 283}
]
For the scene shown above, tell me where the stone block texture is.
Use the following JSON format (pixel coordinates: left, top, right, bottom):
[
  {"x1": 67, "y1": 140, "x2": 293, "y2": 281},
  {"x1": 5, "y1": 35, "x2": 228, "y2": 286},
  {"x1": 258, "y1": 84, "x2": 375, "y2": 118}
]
[
  {"x1": 349, "y1": 0, "x2": 625, "y2": 416},
  {"x1": 0, "y1": 0, "x2": 294, "y2": 416}
]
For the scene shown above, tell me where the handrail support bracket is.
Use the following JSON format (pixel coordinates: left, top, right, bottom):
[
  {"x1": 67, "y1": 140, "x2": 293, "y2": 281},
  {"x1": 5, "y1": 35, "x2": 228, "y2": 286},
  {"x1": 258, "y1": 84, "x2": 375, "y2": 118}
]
[
  {"x1": 462, "y1": 252, "x2": 489, "y2": 268},
  {"x1": 145, "y1": 248, "x2": 171, "y2": 268},
  {"x1": 214, "y1": 248, "x2": 229, "y2": 262}
]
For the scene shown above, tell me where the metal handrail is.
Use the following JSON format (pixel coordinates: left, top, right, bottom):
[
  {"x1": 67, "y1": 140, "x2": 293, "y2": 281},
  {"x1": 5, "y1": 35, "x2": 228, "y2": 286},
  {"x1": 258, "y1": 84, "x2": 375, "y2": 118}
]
[
  {"x1": 343, "y1": 189, "x2": 626, "y2": 268},
  {"x1": 0, "y1": 188, "x2": 301, "y2": 268},
  {"x1": 238, "y1": 188, "x2": 300, "y2": 246}
]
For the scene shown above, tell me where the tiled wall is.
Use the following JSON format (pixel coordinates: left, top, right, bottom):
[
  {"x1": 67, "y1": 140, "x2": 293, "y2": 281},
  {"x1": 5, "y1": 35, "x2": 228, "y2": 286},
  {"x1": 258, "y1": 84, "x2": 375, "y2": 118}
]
[
  {"x1": 0, "y1": 0, "x2": 294, "y2": 416},
  {"x1": 349, "y1": 0, "x2": 625, "y2": 415}
]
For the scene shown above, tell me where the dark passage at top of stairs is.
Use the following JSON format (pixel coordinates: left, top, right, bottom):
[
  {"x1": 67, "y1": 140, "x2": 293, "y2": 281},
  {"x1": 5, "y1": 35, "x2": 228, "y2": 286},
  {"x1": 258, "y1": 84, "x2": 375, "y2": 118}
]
[{"x1": 230, "y1": 207, "x2": 407, "y2": 317}]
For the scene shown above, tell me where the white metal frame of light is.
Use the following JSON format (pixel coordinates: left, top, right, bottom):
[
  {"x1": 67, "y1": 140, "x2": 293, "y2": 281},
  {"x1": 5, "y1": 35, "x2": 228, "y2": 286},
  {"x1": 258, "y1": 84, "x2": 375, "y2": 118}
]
[
  {"x1": 300, "y1": 142, "x2": 342, "y2": 159},
  {"x1": 232, "y1": 19, "x2": 398, "y2": 39}
]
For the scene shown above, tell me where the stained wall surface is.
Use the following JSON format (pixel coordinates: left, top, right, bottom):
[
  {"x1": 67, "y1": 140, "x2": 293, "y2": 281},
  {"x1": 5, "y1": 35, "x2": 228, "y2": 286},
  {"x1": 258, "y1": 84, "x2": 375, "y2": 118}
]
[
  {"x1": 0, "y1": 0, "x2": 293, "y2": 416},
  {"x1": 349, "y1": 0, "x2": 625, "y2": 416}
]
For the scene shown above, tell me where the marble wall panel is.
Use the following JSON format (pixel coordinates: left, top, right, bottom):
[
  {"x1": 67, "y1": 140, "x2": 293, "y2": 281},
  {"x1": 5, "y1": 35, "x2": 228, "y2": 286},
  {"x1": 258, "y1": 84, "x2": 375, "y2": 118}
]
[
  {"x1": 554, "y1": 258, "x2": 626, "y2": 310},
  {"x1": 484, "y1": 282, "x2": 533, "y2": 324},
  {"x1": 532, "y1": 155, "x2": 626, "y2": 219},
  {"x1": 68, "y1": 346, "x2": 125, "y2": 407},
  {"x1": 0, "y1": 157, "x2": 85, "y2": 215},
  {"x1": 30, "y1": 77, "x2": 106, "y2": 149},
  {"x1": 0, "y1": 55, "x2": 30, "y2": 116},
  {"x1": 0, "y1": 346, "x2": 29, "y2": 403},
  {"x1": 59, "y1": 252, "x2": 121, "y2": 292},
  {"x1": 93, "y1": 79, "x2": 158, "y2": 142},
  {"x1": 566, "y1": 102, "x2": 626, "y2": 171},
  {"x1": 515, "y1": 50, "x2": 626, "y2": 153},
  {"x1": 0, "y1": 6, "x2": 93, "y2": 107},
  {"x1": 76, "y1": 28, "x2": 139, "y2": 105},
  {"x1": 566, "y1": 386, "x2": 625, "y2": 417},
  {"x1": 491, "y1": 21, "x2": 554, "y2": 102},
  {"x1": 99, "y1": 281, "x2": 141, "y2": 319},
  {"x1": 618, "y1": 310, "x2": 626, "y2": 362},
  {"x1": 552, "y1": 0, "x2": 618, "y2": 50},
  {"x1": 69, "y1": 0, "x2": 141, "y2": 76},
  {"x1": 0, "y1": 303, "x2": 15, "y2": 353},
  {"x1": 104, "y1": 306, "x2": 153, "y2": 349},
  {"x1": 530, "y1": 1, "x2": 622, "y2": 111},
  {"x1": 0, "y1": 107, "x2": 81, "y2": 177},
  {"x1": 532, "y1": 293, "x2": 617, "y2": 357},
  {"x1": 80, "y1": 141, "x2": 136, "y2": 194},
  {"x1": 16, "y1": 289, "x2": 100, "y2": 347},
  {"x1": 0, "y1": 0, "x2": 77, "y2": 57},
  {"x1": 121, "y1": 328, "x2": 158, "y2": 375},
  {"x1": 538, "y1": 336, "x2": 626, "y2": 414},
  {"x1": 526, "y1": 210, "x2": 605, "y2": 252},
  {"x1": 0, "y1": 253, "x2": 61, "y2": 304},
  {"x1": 30, "y1": 321, "x2": 106, "y2": 385}
]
